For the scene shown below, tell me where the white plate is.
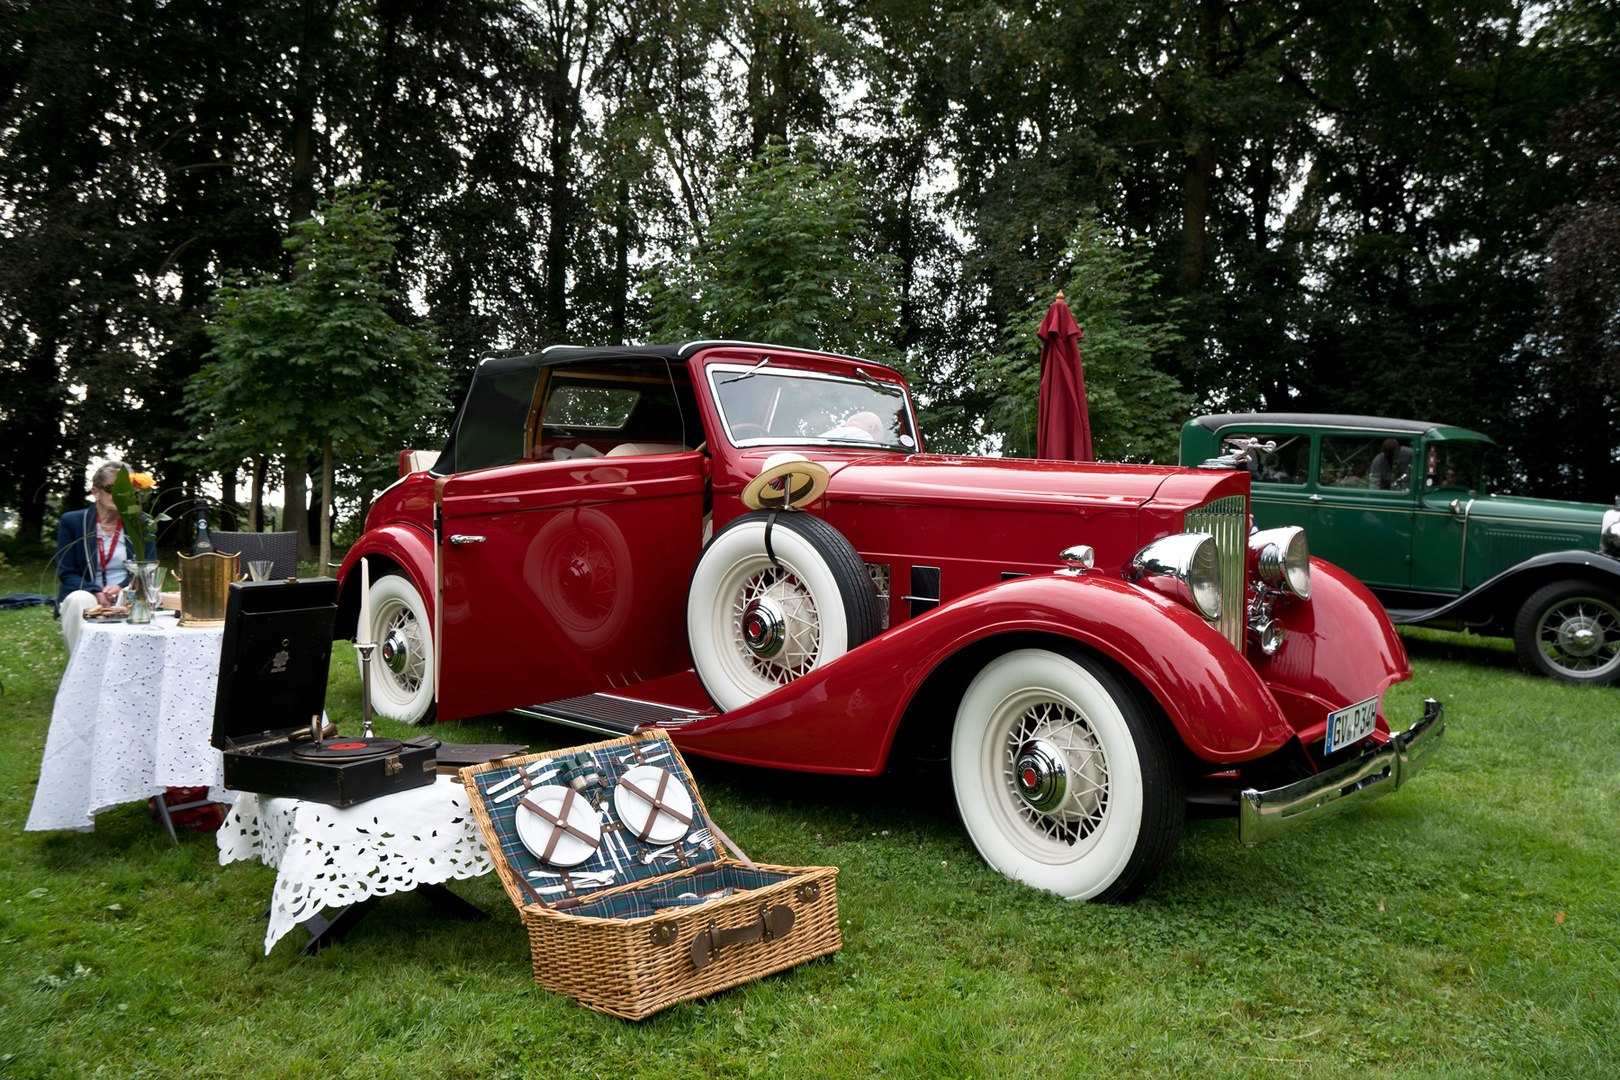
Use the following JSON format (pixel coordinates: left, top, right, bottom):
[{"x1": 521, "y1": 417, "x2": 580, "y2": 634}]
[
  {"x1": 513, "y1": 785, "x2": 601, "y2": 867},
  {"x1": 613, "y1": 765, "x2": 694, "y2": 845},
  {"x1": 1324, "y1": 695, "x2": 1379, "y2": 755}
]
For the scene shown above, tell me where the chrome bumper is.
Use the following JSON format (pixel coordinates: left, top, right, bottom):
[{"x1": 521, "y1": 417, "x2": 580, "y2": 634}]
[{"x1": 1238, "y1": 698, "x2": 1445, "y2": 845}]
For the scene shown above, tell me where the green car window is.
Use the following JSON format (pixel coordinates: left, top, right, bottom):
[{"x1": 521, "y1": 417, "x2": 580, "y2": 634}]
[
  {"x1": 1320, "y1": 435, "x2": 1415, "y2": 493},
  {"x1": 1424, "y1": 440, "x2": 1487, "y2": 492}
]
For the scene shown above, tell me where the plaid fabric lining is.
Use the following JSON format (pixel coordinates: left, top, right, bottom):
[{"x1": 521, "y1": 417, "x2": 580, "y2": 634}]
[
  {"x1": 470, "y1": 735, "x2": 717, "y2": 908},
  {"x1": 565, "y1": 866, "x2": 794, "y2": 921}
]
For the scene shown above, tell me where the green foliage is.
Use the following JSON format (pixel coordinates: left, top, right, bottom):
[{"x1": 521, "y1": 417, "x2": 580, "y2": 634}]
[
  {"x1": 644, "y1": 139, "x2": 904, "y2": 364},
  {"x1": 185, "y1": 184, "x2": 447, "y2": 476},
  {"x1": 977, "y1": 214, "x2": 1190, "y2": 462}
]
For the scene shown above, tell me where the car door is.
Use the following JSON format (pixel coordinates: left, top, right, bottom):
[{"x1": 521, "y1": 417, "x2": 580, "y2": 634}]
[
  {"x1": 437, "y1": 453, "x2": 706, "y2": 719},
  {"x1": 1303, "y1": 432, "x2": 1415, "y2": 588}
]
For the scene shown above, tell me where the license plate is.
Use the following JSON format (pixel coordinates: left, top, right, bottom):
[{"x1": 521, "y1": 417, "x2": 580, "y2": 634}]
[{"x1": 1324, "y1": 695, "x2": 1379, "y2": 754}]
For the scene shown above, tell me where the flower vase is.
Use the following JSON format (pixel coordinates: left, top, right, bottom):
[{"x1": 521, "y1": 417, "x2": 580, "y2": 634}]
[{"x1": 125, "y1": 560, "x2": 167, "y2": 625}]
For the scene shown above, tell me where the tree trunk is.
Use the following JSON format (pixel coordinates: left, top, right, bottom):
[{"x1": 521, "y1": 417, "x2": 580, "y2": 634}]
[
  {"x1": 288, "y1": 0, "x2": 326, "y2": 227},
  {"x1": 1178, "y1": 136, "x2": 1216, "y2": 294},
  {"x1": 249, "y1": 455, "x2": 266, "y2": 531},
  {"x1": 612, "y1": 167, "x2": 630, "y2": 344},
  {"x1": 318, "y1": 438, "x2": 333, "y2": 575},
  {"x1": 14, "y1": 334, "x2": 63, "y2": 543},
  {"x1": 543, "y1": 92, "x2": 576, "y2": 342},
  {"x1": 221, "y1": 468, "x2": 239, "y2": 529},
  {"x1": 283, "y1": 459, "x2": 311, "y2": 561}
]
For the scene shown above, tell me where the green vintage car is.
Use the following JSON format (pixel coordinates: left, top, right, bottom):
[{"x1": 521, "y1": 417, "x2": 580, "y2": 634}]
[{"x1": 1180, "y1": 413, "x2": 1620, "y2": 685}]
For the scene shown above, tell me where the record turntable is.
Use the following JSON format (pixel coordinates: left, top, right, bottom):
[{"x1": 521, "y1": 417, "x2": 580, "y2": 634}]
[{"x1": 211, "y1": 579, "x2": 438, "y2": 807}]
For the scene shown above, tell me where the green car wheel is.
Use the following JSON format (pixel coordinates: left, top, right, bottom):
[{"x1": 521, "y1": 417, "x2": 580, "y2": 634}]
[{"x1": 1514, "y1": 580, "x2": 1620, "y2": 686}]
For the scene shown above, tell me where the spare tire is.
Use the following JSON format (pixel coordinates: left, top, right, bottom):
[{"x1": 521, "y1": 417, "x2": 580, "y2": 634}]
[{"x1": 686, "y1": 511, "x2": 882, "y2": 711}]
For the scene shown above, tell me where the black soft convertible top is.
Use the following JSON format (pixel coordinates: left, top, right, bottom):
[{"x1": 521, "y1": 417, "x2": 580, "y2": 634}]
[{"x1": 434, "y1": 341, "x2": 867, "y2": 475}]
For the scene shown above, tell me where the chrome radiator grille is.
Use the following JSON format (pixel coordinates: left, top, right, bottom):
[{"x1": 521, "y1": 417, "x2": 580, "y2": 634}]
[{"x1": 1184, "y1": 494, "x2": 1247, "y2": 650}]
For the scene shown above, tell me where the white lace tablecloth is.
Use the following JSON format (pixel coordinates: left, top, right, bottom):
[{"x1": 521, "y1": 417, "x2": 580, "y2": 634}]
[
  {"x1": 27, "y1": 613, "x2": 233, "y2": 833},
  {"x1": 217, "y1": 775, "x2": 493, "y2": 953}
]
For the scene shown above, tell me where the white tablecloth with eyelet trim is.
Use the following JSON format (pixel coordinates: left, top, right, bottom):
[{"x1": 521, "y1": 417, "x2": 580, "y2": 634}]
[
  {"x1": 26, "y1": 613, "x2": 233, "y2": 833},
  {"x1": 216, "y1": 774, "x2": 493, "y2": 953}
]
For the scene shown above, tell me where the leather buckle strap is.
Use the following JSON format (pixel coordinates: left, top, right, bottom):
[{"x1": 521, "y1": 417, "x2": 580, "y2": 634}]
[{"x1": 688, "y1": 904, "x2": 796, "y2": 970}]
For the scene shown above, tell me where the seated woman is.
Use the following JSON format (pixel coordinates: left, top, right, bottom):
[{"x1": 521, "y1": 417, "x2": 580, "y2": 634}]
[{"x1": 56, "y1": 461, "x2": 156, "y2": 653}]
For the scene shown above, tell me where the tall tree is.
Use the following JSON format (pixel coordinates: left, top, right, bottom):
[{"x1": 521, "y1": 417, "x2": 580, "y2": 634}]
[
  {"x1": 977, "y1": 214, "x2": 1190, "y2": 462},
  {"x1": 187, "y1": 185, "x2": 446, "y2": 570},
  {"x1": 645, "y1": 139, "x2": 903, "y2": 361}
]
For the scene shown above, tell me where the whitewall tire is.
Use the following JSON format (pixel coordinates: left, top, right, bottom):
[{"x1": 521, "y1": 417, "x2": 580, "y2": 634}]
[
  {"x1": 951, "y1": 648, "x2": 1183, "y2": 902},
  {"x1": 687, "y1": 511, "x2": 881, "y2": 711},
  {"x1": 366, "y1": 572, "x2": 436, "y2": 725}
]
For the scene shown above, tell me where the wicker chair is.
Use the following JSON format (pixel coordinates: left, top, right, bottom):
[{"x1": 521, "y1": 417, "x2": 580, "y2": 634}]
[{"x1": 210, "y1": 531, "x2": 300, "y2": 580}]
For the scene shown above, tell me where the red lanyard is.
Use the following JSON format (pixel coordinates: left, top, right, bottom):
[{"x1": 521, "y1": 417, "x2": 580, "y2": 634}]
[{"x1": 97, "y1": 515, "x2": 123, "y2": 581}]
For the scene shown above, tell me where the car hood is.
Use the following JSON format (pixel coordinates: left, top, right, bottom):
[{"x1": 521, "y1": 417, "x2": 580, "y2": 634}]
[
  {"x1": 807, "y1": 453, "x2": 1217, "y2": 515},
  {"x1": 1450, "y1": 490, "x2": 1610, "y2": 530}
]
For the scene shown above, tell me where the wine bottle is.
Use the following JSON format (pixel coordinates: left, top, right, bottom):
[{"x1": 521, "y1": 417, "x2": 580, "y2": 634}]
[{"x1": 191, "y1": 497, "x2": 215, "y2": 555}]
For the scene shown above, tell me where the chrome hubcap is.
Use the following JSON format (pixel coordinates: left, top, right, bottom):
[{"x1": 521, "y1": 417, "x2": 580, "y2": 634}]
[
  {"x1": 382, "y1": 628, "x2": 411, "y2": 675},
  {"x1": 1557, "y1": 616, "x2": 1602, "y2": 658},
  {"x1": 1014, "y1": 739, "x2": 1069, "y2": 813},
  {"x1": 741, "y1": 596, "x2": 788, "y2": 658}
]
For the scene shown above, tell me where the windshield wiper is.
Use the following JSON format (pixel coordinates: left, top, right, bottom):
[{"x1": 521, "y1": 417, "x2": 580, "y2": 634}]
[
  {"x1": 719, "y1": 356, "x2": 771, "y2": 385},
  {"x1": 853, "y1": 367, "x2": 902, "y2": 397}
]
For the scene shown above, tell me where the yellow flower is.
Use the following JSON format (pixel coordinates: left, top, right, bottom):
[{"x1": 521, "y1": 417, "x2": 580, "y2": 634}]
[{"x1": 129, "y1": 472, "x2": 155, "y2": 489}]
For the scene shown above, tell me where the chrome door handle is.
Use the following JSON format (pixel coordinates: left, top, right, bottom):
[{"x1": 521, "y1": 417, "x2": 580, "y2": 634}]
[
  {"x1": 448, "y1": 534, "x2": 487, "y2": 545},
  {"x1": 1308, "y1": 494, "x2": 1324, "y2": 502}
]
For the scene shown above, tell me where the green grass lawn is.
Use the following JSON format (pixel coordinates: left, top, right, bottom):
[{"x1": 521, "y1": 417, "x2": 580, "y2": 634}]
[{"x1": 1, "y1": 556, "x2": 1615, "y2": 1078}]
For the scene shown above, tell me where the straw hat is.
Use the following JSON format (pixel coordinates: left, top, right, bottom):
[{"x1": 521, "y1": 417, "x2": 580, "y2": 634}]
[{"x1": 740, "y1": 453, "x2": 831, "y2": 511}]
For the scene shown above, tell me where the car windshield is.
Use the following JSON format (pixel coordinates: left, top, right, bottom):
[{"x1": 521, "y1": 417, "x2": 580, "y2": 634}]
[{"x1": 708, "y1": 362, "x2": 918, "y2": 452}]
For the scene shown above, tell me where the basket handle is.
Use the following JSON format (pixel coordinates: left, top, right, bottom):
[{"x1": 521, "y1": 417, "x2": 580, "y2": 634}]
[{"x1": 688, "y1": 904, "x2": 795, "y2": 970}]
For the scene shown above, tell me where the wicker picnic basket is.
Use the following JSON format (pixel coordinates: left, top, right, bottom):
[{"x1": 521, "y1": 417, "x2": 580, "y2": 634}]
[{"x1": 462, "y1": 729, "x2": 840, "y2": 1019}]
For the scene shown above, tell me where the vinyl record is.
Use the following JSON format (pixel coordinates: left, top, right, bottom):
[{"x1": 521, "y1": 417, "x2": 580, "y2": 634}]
[
  {"x1": 613, "y1": 765, "x2": 694, "y2": 845},
  {"x1": 514, "y1": 785, "x2": 601, "y2": 867},
  {"x1": 291, "y1": 737, "x2": 404, "y2": 759}
]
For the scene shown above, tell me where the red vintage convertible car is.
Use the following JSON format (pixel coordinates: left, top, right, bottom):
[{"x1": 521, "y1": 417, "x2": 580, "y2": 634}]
[{"x1": 337, "y1": 341, "x2": 1444, "y2": 901}]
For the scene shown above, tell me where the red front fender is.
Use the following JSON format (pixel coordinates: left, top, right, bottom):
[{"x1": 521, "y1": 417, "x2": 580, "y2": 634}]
[{"x1": 671, "y1": 574, "x2": 1301, "y2": 775}]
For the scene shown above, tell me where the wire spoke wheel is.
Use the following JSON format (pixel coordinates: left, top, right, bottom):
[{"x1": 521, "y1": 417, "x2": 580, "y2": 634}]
[
  {"x1": 1537, "y1": 596, "x2": 1620, "y2": 675},
  {"x1": 1001, "y1": 697, "x2": 1110, "y2": 849},
  {"x1": 731, "y1": 565, "x2": 823, "y2": 686},
  {"x1": 1515, "y1": 580, "x2": 1620, "y2": 685}
]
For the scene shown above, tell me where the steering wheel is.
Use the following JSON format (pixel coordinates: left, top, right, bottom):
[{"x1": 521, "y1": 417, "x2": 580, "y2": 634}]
[{"x1": 730, "y1": 423, "x2": 769, "y2": 440}]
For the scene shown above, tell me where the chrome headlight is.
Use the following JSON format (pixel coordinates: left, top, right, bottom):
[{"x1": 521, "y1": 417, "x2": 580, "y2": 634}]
[
  {"x1": 1602, "y1": 506, "x2": 1620, "y2": 558},
  {"x1": 1250, "y1": 526, "x2": 1312, "y2": 599},
  {"x1": 1131, "y1": 532, "x2": 1222, "y2": 621}
]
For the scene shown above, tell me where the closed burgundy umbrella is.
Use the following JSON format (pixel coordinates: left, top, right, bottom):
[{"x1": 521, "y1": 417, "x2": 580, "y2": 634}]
[{"x1": 1036, "y1": 290, "x2": 1091, "y2": 461}]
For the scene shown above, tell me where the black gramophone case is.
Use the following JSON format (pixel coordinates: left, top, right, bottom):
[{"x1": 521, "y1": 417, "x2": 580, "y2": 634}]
[{"x1": 210, "y1": 578, "x2": 436, "y2": 807}]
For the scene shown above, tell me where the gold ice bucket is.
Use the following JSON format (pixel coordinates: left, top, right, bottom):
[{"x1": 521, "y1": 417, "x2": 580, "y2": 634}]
[{"x1": 177, "y1": 550, "x2": 236, "y2": 626}]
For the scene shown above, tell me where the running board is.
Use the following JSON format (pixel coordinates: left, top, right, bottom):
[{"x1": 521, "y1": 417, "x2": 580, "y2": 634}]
[{"x1": 513, "y1": 693, "x2": 716, "y2": 737}]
